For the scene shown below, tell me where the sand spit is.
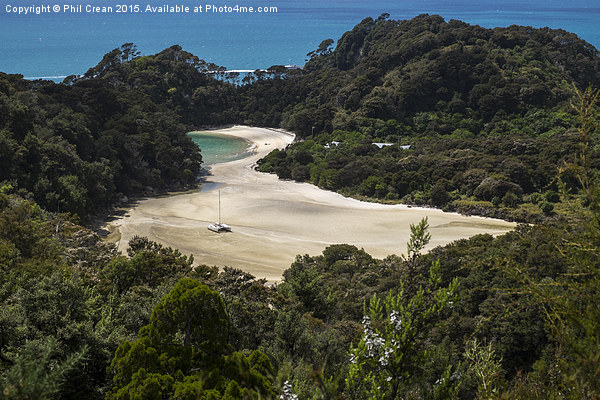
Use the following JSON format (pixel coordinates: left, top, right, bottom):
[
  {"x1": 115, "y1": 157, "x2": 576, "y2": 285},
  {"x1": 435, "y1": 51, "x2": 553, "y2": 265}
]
[{"x1": 112, "y1": 126, "x2": 516, "y2": 282}]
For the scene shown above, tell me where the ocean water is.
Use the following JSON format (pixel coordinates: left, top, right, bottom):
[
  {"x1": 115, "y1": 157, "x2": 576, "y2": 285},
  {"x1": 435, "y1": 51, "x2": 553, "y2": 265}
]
[
  {"x1": 0, "y1": 0, "x2": 598, "y2": 79},
  {"x1": 188, "y1": 131, "x2": 251, "y2": 165}
]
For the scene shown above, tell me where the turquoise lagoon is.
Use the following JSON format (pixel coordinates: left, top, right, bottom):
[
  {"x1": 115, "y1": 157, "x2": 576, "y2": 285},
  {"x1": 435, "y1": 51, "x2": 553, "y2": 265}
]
[{"x1": 188, "y1": 131, "x2": 252, "y2": 165}]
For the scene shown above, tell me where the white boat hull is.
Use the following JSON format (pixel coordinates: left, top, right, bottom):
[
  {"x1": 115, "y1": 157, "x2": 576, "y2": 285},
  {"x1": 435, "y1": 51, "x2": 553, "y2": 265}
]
[{"x1": 208, "y1": 222, "x2": 232, "y2": 233}]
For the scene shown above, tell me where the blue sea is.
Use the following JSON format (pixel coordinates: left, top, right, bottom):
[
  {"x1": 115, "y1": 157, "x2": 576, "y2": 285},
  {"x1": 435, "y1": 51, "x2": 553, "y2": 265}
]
[{"x1": 0, "y1": 0, "x2": 598, "y2": 79}]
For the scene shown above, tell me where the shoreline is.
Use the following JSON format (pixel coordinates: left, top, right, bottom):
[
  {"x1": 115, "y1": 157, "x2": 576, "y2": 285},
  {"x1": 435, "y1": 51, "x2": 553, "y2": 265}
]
[
  {"x1": 110, "y1": 126, "x2": 516, "y2": 283},
  {"x1": 188, "y1": 130, "x2": 255, "y2": 166}
]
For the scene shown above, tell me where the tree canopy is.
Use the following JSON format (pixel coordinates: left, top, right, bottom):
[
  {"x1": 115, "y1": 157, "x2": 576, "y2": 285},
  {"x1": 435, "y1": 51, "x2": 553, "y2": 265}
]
[{"x1": 1, "y1": 14, "x2": 600, "y2": 400}]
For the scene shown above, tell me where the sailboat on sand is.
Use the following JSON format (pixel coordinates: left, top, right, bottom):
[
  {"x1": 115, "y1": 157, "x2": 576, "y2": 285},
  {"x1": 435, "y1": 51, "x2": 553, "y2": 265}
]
[{"x1": 208, "y1": 190, "x2": 232, "y2": 233}]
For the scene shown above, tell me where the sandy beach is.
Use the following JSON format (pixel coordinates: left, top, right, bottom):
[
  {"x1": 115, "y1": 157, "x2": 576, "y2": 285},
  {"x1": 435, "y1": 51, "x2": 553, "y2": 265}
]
[{"x1": 112, "y1": 126, "x2": 516, "y2": 282}]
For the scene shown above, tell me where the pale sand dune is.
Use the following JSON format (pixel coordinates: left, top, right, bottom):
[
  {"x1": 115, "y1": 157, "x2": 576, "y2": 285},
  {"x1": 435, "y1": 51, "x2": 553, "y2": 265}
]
[{"x1": 113, "y1": 126, "x2": 516, "y2": 282}]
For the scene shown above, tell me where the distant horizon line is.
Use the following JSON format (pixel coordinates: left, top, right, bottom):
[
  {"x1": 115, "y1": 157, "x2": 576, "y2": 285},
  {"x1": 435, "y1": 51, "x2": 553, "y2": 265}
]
[{"x1": 21, "y1": 64, "x2": 302, "y2": 81}]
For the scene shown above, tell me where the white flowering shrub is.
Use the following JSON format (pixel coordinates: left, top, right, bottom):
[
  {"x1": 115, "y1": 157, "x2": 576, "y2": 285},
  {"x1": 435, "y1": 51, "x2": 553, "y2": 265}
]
[
  {"x1": 344, "y1": 259, "x2": 459, "y2": 399},
  {"x1": 280, "y1": 380, "x2": 299, "y2": 400}
]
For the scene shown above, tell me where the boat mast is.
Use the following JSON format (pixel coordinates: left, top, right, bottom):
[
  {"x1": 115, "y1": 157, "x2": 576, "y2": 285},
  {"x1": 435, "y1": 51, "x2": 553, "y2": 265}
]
[{"x1": 218, "y1": 190, "x2": 221, "y2": 224}]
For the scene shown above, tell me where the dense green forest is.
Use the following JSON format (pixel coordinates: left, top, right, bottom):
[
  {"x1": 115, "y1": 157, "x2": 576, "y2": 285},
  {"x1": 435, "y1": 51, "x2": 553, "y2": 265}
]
[
  {"x1": 249, "y1": 14, "x2": 600, "y2": 221},
  {"x1": 0, "y1": 44, "x2": 232, "y2": 220},
  {"x1": 1, "y1": 13, "x2": 600, "y2": 399}
]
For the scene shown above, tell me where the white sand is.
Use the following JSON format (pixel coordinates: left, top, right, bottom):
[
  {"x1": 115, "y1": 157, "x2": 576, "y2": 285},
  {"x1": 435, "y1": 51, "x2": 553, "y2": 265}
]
[{"x1": 112, "y1": 126, "x2": 516, "y2": 282}]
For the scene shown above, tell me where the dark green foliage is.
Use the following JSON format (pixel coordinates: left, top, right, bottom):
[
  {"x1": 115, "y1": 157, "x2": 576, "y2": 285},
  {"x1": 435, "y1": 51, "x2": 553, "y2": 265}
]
[
  {"x1": 1, "y1": 338, "x2": 87, "y2": 400},
  {"x1": 0, "y1": 192, "x2": 201, "y2": 399},
  {"x1": 501, "y1": 191, "x2": 520, "y2": 208},
  {"x1": 206, "y1": 267, "x2": 282, "y2": 351},
  {"x1": 430, "y1": 178, "x2": 451, "y2": 207},
  {"x1": 98, "y1": 236, "x2": 193, "y2": 295},
  {"x1": 257, "y1": 125, "x2": 585, "y2": 221},
  {"x1": 506, "y1": 87, "x2": 600, "y2": 397},
  {"x1": 240, "y1": 14, "x2": 599, "y2": 134},
  {"x1": 0, "y1": 44, "x2": 215, "y2": 220},
  {"x1": 1, "y1": 14, "x2": 600, "y2": 400},
  {"x1": 270, "y1": 222, "x2": 576, "y2": 398},
  {"x1": 0, "y1": 191, "x2": 596, "y2": 398},
  {"x1": 345, "y1": 261, "x2": 459, "y2": 399},
  {"x1": 246, "y1": 15, "x2": 600, "y2": 221},
  {"x1": 107, "y1": 279, "x2": 277, "y2": 400},
  {"x1": 540, "y1": 200, "x2": 554, "y2": 214},
  {"x1": 544, "y1": 190, "x2": 560, "y2": 203},
  {"x1": 146, "y1": 278, "x2": 228, "y2": 354}
]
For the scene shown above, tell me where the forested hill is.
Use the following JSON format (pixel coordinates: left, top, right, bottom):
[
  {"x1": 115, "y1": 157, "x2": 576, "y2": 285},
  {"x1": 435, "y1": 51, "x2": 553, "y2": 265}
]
[
  {"x1": 0, "y1": 45, "x2": 236, "y2": 220},
  {"x1": 240, "y1": 14, "x2": 600, "y2": 135},
  {"x1": 249, "y1": 14, "x2": 600, "y2": 221}
]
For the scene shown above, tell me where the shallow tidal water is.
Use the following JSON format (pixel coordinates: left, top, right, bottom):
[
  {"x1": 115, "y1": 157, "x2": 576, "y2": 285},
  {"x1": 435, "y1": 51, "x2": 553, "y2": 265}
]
[{"x1": 188, "y1": 131, "x2": 252, "y2": 165}]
